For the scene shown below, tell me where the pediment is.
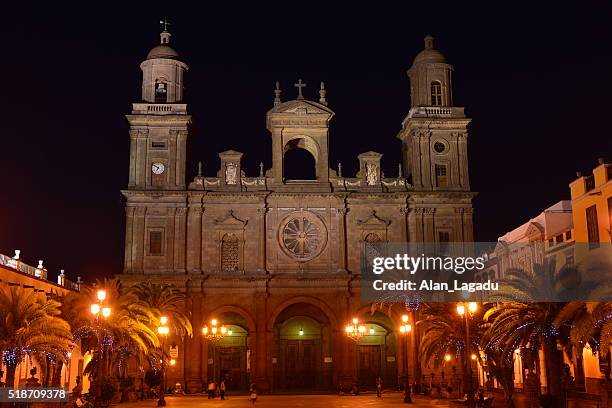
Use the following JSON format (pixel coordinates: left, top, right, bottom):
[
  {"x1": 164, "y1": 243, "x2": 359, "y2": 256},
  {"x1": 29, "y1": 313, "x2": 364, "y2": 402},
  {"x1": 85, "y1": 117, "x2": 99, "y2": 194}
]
[
  {"x1": 358, "y1": 151, "x2": 383, "y2": 160},
  {"x1": 269, "y1": 99, "x2": 334, "y2": 116},
  {"x1": 357, "y1": 210, "x2": 391, "y2": 227},
  {"x1": 214, "y1": 210, "x2": 248, "y2": 227},
  {"x1": 524, "y1": 222, "x2": 544, "y2": 239}
]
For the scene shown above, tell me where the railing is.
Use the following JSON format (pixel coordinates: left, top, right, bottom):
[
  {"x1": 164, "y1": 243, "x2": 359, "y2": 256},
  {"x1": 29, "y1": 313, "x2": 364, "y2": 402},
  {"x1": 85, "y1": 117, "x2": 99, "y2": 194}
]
[
  {"x1": 131, "y1": 103, "x2": 188, "y2": 115},
  {"x1": 407, "y1": 106, "x2": 465, "y2": 118},
  {"x1": 0, "y1": 253, "x2": 80, "y2": 291},
  {"x1": 0, "y1": 253, "x2": 46, "y2": 279}
]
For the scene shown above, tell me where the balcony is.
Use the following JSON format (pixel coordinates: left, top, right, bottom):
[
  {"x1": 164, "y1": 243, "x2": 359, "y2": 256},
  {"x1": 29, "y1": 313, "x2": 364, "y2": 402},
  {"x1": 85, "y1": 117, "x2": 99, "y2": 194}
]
[{"x1": 131, "y1": 103, "x2": 188, "y2": 115}]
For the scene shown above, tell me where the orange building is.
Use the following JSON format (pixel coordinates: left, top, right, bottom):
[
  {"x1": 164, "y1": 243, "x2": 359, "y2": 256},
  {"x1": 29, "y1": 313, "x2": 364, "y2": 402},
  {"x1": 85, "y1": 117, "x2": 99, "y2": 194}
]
[
  {"x1": 569, "y1": 158, "x2": 611, "y2": 245},
  {"x1": 0, "y1": 251, "x2": 86, "y2": 390}
]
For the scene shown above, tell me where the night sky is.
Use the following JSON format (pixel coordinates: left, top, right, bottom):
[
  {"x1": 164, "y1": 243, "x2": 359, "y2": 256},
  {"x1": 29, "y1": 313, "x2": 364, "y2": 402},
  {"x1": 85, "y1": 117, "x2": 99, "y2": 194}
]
[{"x1": 1, "y1": 2, "x2": 611, "y2": 283}]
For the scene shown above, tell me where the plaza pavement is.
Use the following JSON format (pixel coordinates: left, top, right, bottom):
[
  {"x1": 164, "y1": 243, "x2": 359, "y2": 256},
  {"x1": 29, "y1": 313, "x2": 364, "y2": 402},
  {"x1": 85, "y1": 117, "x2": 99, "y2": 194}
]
[
  {"x1": 122, "y1": 394, "x2": 450, "y2": 407},
  {"x1": 119, "y1": 394, "x2": 602, "y2": 408}
]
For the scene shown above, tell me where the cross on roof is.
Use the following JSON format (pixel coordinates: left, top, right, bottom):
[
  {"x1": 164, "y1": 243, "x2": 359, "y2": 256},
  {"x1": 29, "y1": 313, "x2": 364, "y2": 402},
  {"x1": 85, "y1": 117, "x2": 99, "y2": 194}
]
[
  {"x1": 160, "y1": 17, "x2": 171, "y2": 32},
  {"x1": 294, "y1": 79, "x2": 306, "y2": 100}
]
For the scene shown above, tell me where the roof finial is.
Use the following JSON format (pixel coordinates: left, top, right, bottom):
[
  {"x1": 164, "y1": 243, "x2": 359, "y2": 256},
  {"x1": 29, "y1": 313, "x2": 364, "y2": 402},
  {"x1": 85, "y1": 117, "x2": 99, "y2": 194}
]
[
  {"x1": 398, "y1": 163, "x2": 403, "y2": 178},
  {"x1": 337, "y1": 162, "x2": 342, "y2": 178},
  {"x1": 294, "y1": 78, "x2": 306, "y2": 100},
  {"x1": 424, "y1": 35, "x2": 434, "y2": 50},
  {"x1": 159, "y1": 18, "x2": 172, "y2": 44},
  {"x1": 274, "y1": 81, "x2": 281, "y2": 106},
  {"x1": 319, "y1": 82, "x2": 327, "y2": 105},
  {"x1": 197, "y1": 161, "x2": 203, "y2": 177},
  {"x1": 259, "y1": 162, "x2": 265, "y2": 177}
]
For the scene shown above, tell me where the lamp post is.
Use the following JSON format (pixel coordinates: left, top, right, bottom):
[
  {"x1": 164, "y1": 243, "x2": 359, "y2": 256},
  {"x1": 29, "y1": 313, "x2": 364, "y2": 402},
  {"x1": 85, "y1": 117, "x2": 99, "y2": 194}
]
[
  {"x1": 157, "y1": 316, "x2": 170, "y2": 407},
  {"x1": 90, "y1": 289, "x2": 111, "y2": 408},
  {"x1": 202, "y1": 319, "x2": 226, "y2": 382},
  {"x1": 457, "y1": 302, "x2": 477, "y2": 408},
  {"x1": 399, "y1": 314, "x2": 412, "y2": 403}
]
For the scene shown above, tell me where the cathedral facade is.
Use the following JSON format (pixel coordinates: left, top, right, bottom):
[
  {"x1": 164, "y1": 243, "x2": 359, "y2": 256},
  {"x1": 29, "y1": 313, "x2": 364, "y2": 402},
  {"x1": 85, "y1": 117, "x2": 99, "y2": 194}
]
[{"x1": 118, "y1": 29, "x2": 475, "y2": 393}]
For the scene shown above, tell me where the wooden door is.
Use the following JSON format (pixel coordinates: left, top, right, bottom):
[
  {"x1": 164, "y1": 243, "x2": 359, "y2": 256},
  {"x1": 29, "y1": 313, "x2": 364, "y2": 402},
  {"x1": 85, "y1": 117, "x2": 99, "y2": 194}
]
[
  {"x1": 358, "y1": 345, "x2": 381, "y2": 388},
  {"x1": 285, "y1": 340, "x2": 316, "y2": 389},
  {"x1": 218, "y1": 347, "x2": 244, "y2": 390}
]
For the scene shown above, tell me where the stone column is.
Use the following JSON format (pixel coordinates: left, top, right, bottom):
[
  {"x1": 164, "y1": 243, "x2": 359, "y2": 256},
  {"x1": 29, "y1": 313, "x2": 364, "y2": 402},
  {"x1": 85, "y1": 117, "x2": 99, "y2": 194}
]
[
  {"x1": 458, "y1": 133, "x2": 470, "y2": 189},
  {"x1": 420, "y1": 132, "x2": 432, "y2": 189},
  {"x1": 133, "y1": 207, "x2": 146, "y2": 273},
  {"x1": 174, "y1": 208, "x2": 187, "y2": 272},
  {"x1": 166, "y1": 208, "x2": 176, "y2": 271},
  {"x1": 186, "y1": 204, "x2": 202, "y2": 273},
  {"x1": 255, "y1": 292, "x2": 269, "y2": 392},
  {"x1": 423, "y1": 208, "x2": 436, "y2": 243},
  {"x1": 257, "y1": 208, "x2": 267, "y2": 273},
  {"x1": 124, "y1": 207, "x2": 135, "y2": 273},
  {"x1": 462, "y1": 208, "x2": 474, "y2": 242},
  {"x1": 169, "y1": 130, "x2": 178, "y2": 188},
  {"x1": 337, "y1": 208, "x2": 348, "y2": 272},
  {"x1": 185, "y1": 288, "x2": 203, "y2": 393}
]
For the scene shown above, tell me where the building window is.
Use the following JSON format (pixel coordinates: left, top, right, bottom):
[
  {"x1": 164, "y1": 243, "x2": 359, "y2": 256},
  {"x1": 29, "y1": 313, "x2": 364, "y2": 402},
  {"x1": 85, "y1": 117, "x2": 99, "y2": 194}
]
[
  {"x1": 221, "y1": 234, "x2": 240, "y2": 273},
  {"x1": 435, "y1": 164, "x2": 448, "y2": 188},
  {"x1": 565, "y1": 230, "x2": 572, "y2": 241},
  {"x1": 431, "y1": 81, "x2": 442, "y2": 106},
  {"x1": 438, "y1": 231, "x2": 451, "y2": 254},
  {"x1": 155, "y1": 81, "x2": 168, "y2": 103},
  {"x1": 555, "y1": 234, "x2": 564, "y2": 244},
  {"x1": 151, "y1": 141, "x2": 166, "y2": 149},
  {"x1": 548, "y1": 238, "x2": 554, "y2": 246},
  {"x1": 585, "y1": 176, "x2": 595, "y2": 192},
  {"x1": 586, "y1": 205, "x2": 600, "y2": 249},
  {"x1": 149, "y1": 230, "x2": 164, "y2": 256}
]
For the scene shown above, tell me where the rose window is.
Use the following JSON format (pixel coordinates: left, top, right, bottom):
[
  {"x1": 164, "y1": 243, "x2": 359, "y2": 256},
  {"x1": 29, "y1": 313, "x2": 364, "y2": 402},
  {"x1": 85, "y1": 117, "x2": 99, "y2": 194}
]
[{"x1": 280, "y1": 212, "x2": 327, "y2": 261}]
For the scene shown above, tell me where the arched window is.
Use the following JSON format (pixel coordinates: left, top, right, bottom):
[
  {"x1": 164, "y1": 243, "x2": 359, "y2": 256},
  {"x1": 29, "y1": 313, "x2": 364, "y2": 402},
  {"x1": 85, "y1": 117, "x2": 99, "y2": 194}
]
[
  {"x1": 431, "y1": 81, "x2": 442, "y2": 106},
  {"x1": 364, "y1": 233, "x2": 382, "y2": 268},
  {"x1": 221, "y1": 234, "x2": 240, "y2": 272},
  {"x1": 155, "y1": 80, "x2": 168, "y2": 103},
  {"x1": 283, "y1": 148, "x2": 316, "y2": 180}
]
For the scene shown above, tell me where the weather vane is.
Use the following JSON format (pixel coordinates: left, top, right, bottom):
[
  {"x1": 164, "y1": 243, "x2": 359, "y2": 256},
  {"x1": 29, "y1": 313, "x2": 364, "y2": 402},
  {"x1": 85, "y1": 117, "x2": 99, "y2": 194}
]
[{"x1": 160, "y1": 17, "x2": 171, "y2": 32}]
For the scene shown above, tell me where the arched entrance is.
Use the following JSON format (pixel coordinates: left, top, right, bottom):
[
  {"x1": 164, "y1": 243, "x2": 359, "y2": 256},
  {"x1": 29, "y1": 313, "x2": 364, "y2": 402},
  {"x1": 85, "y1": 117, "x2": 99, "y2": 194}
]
[
  {"x1": 272, "y1": 302, "x2": 334, "y2": 391},
  {"x1": 356, "y1": 312, "x2": 398, "y2": 390},
  {"x1": 207, "y1": 311, "x2": 251, "y2": 392}
]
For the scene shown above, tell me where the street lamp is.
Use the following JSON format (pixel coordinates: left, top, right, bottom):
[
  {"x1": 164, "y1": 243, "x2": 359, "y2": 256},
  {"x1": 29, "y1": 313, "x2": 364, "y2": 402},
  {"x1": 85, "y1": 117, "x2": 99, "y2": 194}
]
[
  {"x1": 345, "y1": 317, "x2": 366, "y2": 342},
  {"x1": 457, "y1": 302, "x2": 478, "y2": 408},
  {"x1": 90, "y1": 290, "x2": 111, "y2": 408},
  {"x1": 399, "y1": 314, "x2": 412, "y2": 403},
  {"x1": 157, "y1": 317, "x2": 170, "y2": 407}
]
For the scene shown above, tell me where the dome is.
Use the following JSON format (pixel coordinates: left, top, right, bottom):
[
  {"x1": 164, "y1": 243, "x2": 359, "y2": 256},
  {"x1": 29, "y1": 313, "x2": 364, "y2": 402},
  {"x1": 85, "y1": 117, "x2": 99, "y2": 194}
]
[
  {"x1": 412, "y1": 48, "x2": 446, "y2": 65},
  {"x1": 412, "y1": 35, "x2": 446, "y2": 65},
  {"x1": 146, "y1": 44, "x2": 180, "y2": 60}
]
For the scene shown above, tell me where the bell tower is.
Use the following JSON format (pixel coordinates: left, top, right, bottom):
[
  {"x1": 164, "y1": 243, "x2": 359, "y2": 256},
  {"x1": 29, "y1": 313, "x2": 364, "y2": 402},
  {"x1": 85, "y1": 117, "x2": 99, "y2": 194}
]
[
  {"x1": 126, "y1": 25, "x2": 190, "y2": 190},
  {"x1": 397, "y1": 35, "x2": 471, "y2": 191},
  {"x1": 266, "y1": 80, "x2": 334, "y2": 192}
]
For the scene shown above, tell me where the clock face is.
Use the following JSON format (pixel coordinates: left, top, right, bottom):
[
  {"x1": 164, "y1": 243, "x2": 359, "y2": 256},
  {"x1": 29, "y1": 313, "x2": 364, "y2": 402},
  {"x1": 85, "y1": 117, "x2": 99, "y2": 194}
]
[{"x1": 152, "y1": 162, "x2": 165, "y2": 175}]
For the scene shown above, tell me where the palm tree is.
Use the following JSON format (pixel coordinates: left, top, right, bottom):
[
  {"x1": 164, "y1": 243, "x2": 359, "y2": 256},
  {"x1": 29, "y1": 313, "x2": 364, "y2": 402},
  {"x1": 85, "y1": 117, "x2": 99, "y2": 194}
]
[
  {"x1": 485, "y1": 261, "x2": 567, "y2": 405},
  {"x1": 0, "y1": 283, "x2": 73, "y2": 387},
  {"x1": 128, "y1": 281, "x2": 193, "y2": 337},
  {"x1": 417, "y1": 303, "x2": 484, "y2": 369},
  {"x1": 68, "y1": 278, "x2": 159, "y2": 382}
]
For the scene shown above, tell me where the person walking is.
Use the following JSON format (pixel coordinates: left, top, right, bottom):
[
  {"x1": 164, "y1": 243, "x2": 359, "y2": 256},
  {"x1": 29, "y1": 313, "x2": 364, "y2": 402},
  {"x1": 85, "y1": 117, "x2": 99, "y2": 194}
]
[
  {"x1": 249, "y1": 383, "x2": 257, "y2": 405},
  {"x1": 219, "y1": 379, "x2": 226, "y2": 400},
  {"x1": 376, "y1": 376, "x2": 383, "y2": 398},
  {"x1": 207, "y1": 379, "x2": 216, "y2": 399}
]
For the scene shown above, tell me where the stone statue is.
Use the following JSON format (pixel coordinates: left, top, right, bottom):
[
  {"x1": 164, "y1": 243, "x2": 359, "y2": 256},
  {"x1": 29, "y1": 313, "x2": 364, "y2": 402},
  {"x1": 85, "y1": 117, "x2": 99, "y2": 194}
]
[
  {"x1": 365, "y1": 162, "x2": 378, "y2": 185},
  {"x1": 225, "y1": 162, "x2": 238, "y2": 185}
]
